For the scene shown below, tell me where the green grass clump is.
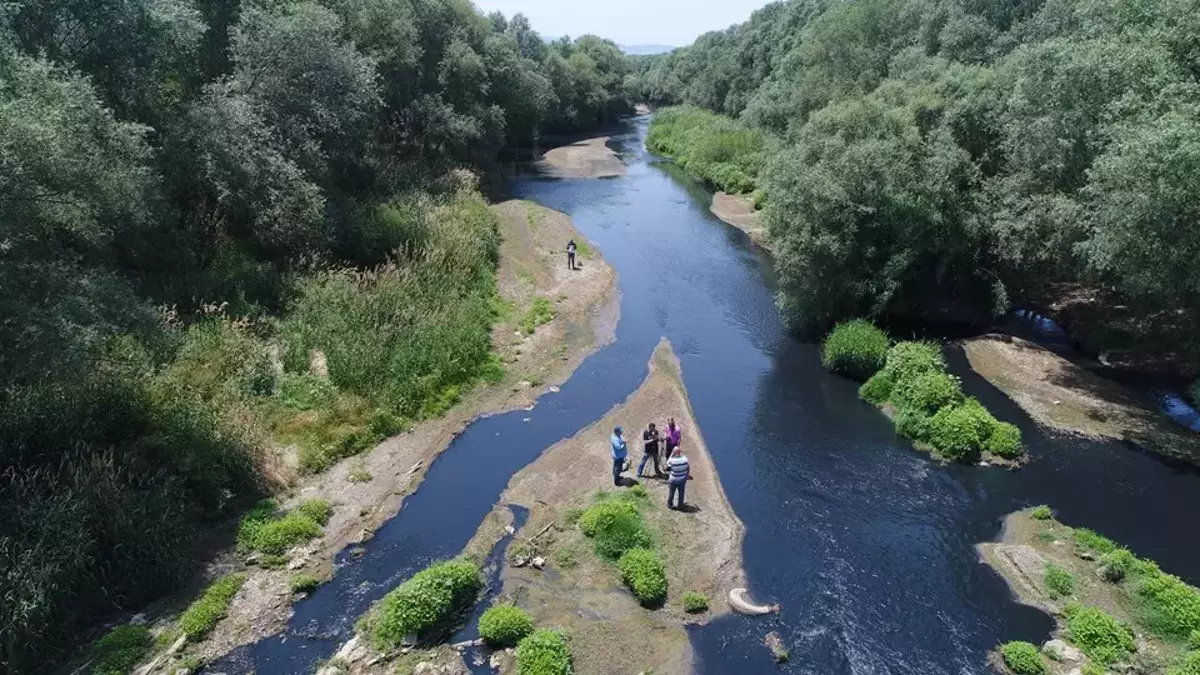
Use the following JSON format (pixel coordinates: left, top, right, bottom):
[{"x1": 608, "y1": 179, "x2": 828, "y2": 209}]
[
  {"x1": 890, "y1": 369, "x2": 963, "y2": 415},
  {"x1": 987, "y1": 421, "x2": 1024, "y2": 459},
  {"x1": 1168, "y1": 650, "x2": 1200, "y2": 675},
  {"x1": 646, "y1": 106, "x2": 765, "y2": 194},
  {"x1": 478, "y1": 604, "x2": 535, "y2": 647},
  {"x1": 1074, "y1": 528, "x2": 1117, "y2": 555},
  {"x1": 1132, "y1": 568, "x2": 1200, "y2": 639},
  {"x1": 553, "y1": 546, "x2": 578, "y2": 569},
  {"x1": 290, "y1": 574, "x2": 321, "y2": 593},
  {"x1": 926, "y1": 399, "x2": 994, "y2": 463},
  {"x1": 515, "y1": 629, "x2": 573, "y2": 675},
  {"x1": 91, "y1": 625, "x2": 153, "y2": 675},
  {"x1": 999, "y1": 641, "x2": 1045, "y2": 675},
  {"x1": 578, "y1": 495, "x2": 652, "y2": 560},
  {"x1": 1099, "y1": 548, "x2": 1135, "y2": 582},
  {"x1": 683, "y1": 591, "x2": 709, "y2": 613},
  {"x1": 882, "y1": 341, "x2": 945, "y2": 383},
  {"x1": 1190, "y1": 629, "x2": 1200, "y2": 649},
  {"x1": 1064, "y1": 604, "x2": 1136, "y2": 665},
  {"x1": 519, "y1": 296, "x2": 555, "y2": 335},
  {"x1": 236, "y1": 499, "x2": 331, "y2": 555},
  {"x1": 1044, "y1": 563, "x2": 1076, "y2": 599},
  {"x1": 821, "y1": 319, "x2": 889, "y2": 381},
  {"x1": 1030, "y1": 505, "x2": 1054, "y2": 520},
  {"x1": 618, "y1": 548, "x2": 668, "y2": 607},
  {"x1": 179, "y1": 574, "x2": 246, "y2": 641},
  {"x1": 1081, "y1": 665, "x2": 1106, "y2": 675},
  {"x1": 362, "y1": 559, "x2": 481, "y2": 650},
  {"x1": 859, "y1": 371, "x2": 895, "y2": 405}
]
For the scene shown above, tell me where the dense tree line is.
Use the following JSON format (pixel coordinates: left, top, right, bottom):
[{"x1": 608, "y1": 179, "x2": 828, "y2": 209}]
[
  {"x1": 636, "y1": 0, "x2": 1200, "y2": 373},
  {"x1": 0, "y1": 1, "x2": 631, "y2": 669}
]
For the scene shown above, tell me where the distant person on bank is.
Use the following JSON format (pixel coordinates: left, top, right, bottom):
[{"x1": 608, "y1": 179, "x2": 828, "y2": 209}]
[
  {"x1": 610, "y1": 426, "x2": 628, "y2": 486},
  {"x1": 666, "y1": 445, "x2": 691, "y2": 510},
  {"x1": 638, "y1": 421, "x2": 664, "y2": 478},
  {"x1": 567, "y1": 239, "x2": 577, "y2": 270}
]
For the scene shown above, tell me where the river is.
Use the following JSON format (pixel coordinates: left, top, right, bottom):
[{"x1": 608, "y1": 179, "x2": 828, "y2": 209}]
[{"x1": 207, "y1": 115, "x2": 1200, "y2": 675}]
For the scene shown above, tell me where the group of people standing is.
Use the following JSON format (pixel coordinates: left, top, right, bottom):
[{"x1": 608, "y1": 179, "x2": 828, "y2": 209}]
[{"x1": 609, "y1": 418, "x2": 692, "y2": 510}]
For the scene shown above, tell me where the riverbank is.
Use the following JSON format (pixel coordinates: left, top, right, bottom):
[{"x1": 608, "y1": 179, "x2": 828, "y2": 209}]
[
  {"x1": 710, "y1": 191, "x2": 769, "y2": 251},
  {"x1": 537, "y1": 136, "x2": 626, "y2": 179},
  {"x1": 133, "y1": 201, "x2": 617, "y2": 673},
  {"x1": 963, "y1": 335, "x2": 1199, "y2": 467},
  {"x1": 978, "y1": 508, "x2": 1197, "y2": 674},
  {"x1": 461, "y1": 339, "x2": 747, "y2": 675}
]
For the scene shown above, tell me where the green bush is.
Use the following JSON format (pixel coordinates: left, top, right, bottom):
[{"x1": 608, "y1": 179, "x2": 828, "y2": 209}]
[
  {"x1": 986, "y1": 421, "x2": 1024, "y2": 459},
  {"x1": 926, "y1": 399, "x2": 994, "y2": 462},
  {"x1": 1081, "y1": 665, "x2": 1106, "y2": 675},
  {"x1": 295, "y1": 499, "x2": 333, "y2": 525},
  {"x1": 519, "y1": 296, "x2": 555, "y2": 335},
  {"x1": 364, "y1": 559, "x2": 482, "y2": 650},
  {"x1": 290, "y1": 574, "x2": 320, "y2": 593},
  {"x1": 894, "y1": 408, "x2": 932, "y2": 442},
  {"x1": 1044, "y1": 563, "x2": 1076, "y2": 599},
  {"x1": 1000, "y1": 641, "x2": 1046, "y2": 675},
  {"x1": 1074, "y1": 528, "x2": 1117, "y2": 555},
  {"x1": 1099, "y1": 548, "x2": 1135, "y2": 583},
  {"x1": 882, "y1": 341, "x2": 945, "y2": 384},
  {"x1": 617, "y1": 548, "x2": 668, "y2": 606},
  {"x1": 1065, "y1": 604, "x2": 1136, "y2": 665},
  {"x1": 237, "y1": 499, "x2": 329, "y2": 555},
  {"x1": 890, "y1": 369, "x2": 963, "y2": 415},
  {"x1": 1168, "y1": 651, "x2": 1200, "y2": 675},
  {"x1": 578, "y1": 497, "x2": 652, "y2": 560},
  {"x1": 821, "y1": 320, "x2": 889, "y2": 381},
  {"x1": 1191, "y1": 629, "x2": 1200, "y2": 649},
  {"x1": 1133, "y1": 569, "x2": 1200, "y2": 639},
  {"x1": 683, "y1": 591, "x2": 709, "y2": 613},
  {"x1": 515, "y1": 629, "x2": 573, "y2": 675},
  {"x1": 478, "y1": 604, "x2": 535, "y2": 647},
  {"x1": 180, "y1": 574, "x2": 246, "y2": 641},
  {"x1": 859, "y1": 371, "x2": 895, "y2": 405},
  {"x1": 91, "y1": 625, "x2": 153, "y2": 675},
  {"x1": 1030, "y1": 505, "x2": 1054, "y2": 520},
  {"x1": 647, "y1": 106, "x2": 765, "y2": 194}
]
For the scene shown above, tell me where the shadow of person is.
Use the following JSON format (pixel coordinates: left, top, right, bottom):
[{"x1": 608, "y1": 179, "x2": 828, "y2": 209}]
[
  {"x1": 616, "y1": 476, "x2": 639, "y2": 488},
  {"x1": 672, "y1": 503, "x2": 702, "y2": 514}
]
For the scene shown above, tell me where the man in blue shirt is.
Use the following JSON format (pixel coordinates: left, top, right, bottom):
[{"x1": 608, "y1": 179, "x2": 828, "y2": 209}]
[{"x1": 610, "y1": 426, "x2": 627, "y2": 486}]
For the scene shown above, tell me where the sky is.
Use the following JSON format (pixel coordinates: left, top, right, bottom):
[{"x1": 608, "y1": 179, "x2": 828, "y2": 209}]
[{"x1": 469, "y1": 0, "x2": 774, "y2": 48}]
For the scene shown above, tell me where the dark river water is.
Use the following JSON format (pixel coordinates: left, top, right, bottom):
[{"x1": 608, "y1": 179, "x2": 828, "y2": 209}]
[{"x1": 208, "y1": 116, "x2": 1200, "y2": 675}]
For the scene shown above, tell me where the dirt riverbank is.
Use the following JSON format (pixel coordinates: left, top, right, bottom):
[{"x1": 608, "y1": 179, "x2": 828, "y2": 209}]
[
  {"x1": 537, "y1": 136, "x2": 626, "y2": 179},
  {"x1": 141, "y1": 201, "x2": 618, "y2": 671},
  {"x1": 963, "y1": 335, "x2": 1199, "y2": 467},
  {"x1": 710, "y1": 192, "x2": 768, "y2": 251},
  {"x1": 978, "y1": 509, "x2": 1189, "y2": 674}
]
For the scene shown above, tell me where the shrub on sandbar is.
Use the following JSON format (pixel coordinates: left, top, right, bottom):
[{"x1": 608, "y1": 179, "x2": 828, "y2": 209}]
[
  {"x1": 1000, "y1": 641, "x2": 1045, "y2": 675},
  {"x1": 821, "y1": 320, "x2": 889, "y2": 381},
  {"x1": 618, "y1": 548, "x2": 668, "y2": 607},
  {"x1": 578, "y1": 496, "x2": 652, "y2": 560},
  {"x1": 478, "y1": 604, "x2": 535, "y2": 647},
  {"x1": 515, "y1": 629, "x2": 573, "y2": 675},
  {"x1": 1064, "y1": 604, "x2": 1135, "y2": 665},
  {"x1": 362, "y1": 559, "x2": 482, "y2": 650}
]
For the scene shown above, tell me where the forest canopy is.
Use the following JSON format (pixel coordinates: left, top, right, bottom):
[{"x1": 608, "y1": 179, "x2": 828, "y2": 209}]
[
  {"x1": 0, "y1": 1, "x2": 632, "y2": 670},
  {"x1": 634, "y1": 0, "x2": 1200, "y2": 371}
]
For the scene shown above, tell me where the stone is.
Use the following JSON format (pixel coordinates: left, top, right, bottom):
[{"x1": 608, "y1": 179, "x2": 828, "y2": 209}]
[
  {"x1": 309, "y1": 349, "x2": 329, "y2": 378},
  {"x1": 531, "y1": 556, "x2": 546, "y2": 569},
  {"x1": 287, "y1": 556, "x2": 307, "y2": 570},
  {"x1": 129, "y1": 613, "x2": 147, "y2": 626},
  {"x1": 414, "y1": 663, "x2": 435, "y2": 675},
  {"x1": 548, "y1": 385, "x2": 560, "y2": 393},
  {"x1": 504, "y1": 525, "x2": 516, "y2": 536},
  {"x1": 763, "y1": 631, "x2": 788, "y2": 662},
  {"x1": 1042, "y1": 639, "x2": 1084, "y2": 663},
  {"x1": 490, "y1": 653, "x2": 503, "y2": 670},
  {"x1": 1078, "y1": 550, "x2": 1097, "y2": 561}
]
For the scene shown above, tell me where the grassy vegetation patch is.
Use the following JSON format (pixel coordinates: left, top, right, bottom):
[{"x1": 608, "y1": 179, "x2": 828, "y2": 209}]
[
  {"x1": 519, "y1": 296, "x2": 556, "y2": 335},
  {"x1": 179, "y1": 574, "x2": 246, "y2": 641},
  {"x1": 236, "y1": 499, "x2": 331, "y2": 555},
  {"x1": 1044, "y1": 563, "x2": 1076, "y2": 599},
  {"x1": 478, "y1": 604, "x2": 535, "y2": 647},
  {"x1": 821, "y1": 319, "x2": 889, "y2": 381},
  {"x1": 618, "y1": 548, "x2": 668, "y2": 607},
  {"x1": 1000, "y1": 641, "x2": 1046, "y2": 675},
  {"x1": 646, "y1": 106, "x2": 764, "y2": 194},
  {"x1": 1064, "y1": 604, "x2": 1136, "y2": 666},
  {"x1": 578, "y1": 493, "x2": 653, "y2": 560},
  {"x1": 1168, "y1": 650, "x2": 1200, "y2": 675},
  {"x1": 1074, "y1": 528, "x2": 1117, "y2": 555},
  {"x1": 683, "y1": 591, "x2": 709, "y2": 613},
  {"x1": 290, "y1": 574, "x2": 321, "y2": 593},
  {"x1": 515, "y1": 628, "x2": 573, "y2": 675},
  {"x1": 1030, "y1": 505, "x2": 1054, "y2": 520},
  {"x1": 360, "y1": 559, "x2": 481, "y2": 650},
  {"x1": 553, "y1": 546, "x2": 578, "y2": 569},
  {"x1": 90, "y1": 625, "x2": 153, "y2": 675}
]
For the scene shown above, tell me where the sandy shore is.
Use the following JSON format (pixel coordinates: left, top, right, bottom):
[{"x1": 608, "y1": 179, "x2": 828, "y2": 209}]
[
  {"x1": 165, "y1": 201, "x2": 618, "y2": 669},
  {"x1": 963, "y1": 335, "x2": 1198, "y2": 467},
  {"x1": 459, "y1": 339, "x2": 747, "y2": 675},
  {"x1": 537, "y1": 136, "x2": 626, "y2": 179},
  {"x1": 710, "y1": 191, "x2": 769, "y2": 251}
]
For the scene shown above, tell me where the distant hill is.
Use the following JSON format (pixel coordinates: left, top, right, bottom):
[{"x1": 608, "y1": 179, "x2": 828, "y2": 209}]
[{"x1": 621, "y1": 44, "x2": 675, "y2": 55}]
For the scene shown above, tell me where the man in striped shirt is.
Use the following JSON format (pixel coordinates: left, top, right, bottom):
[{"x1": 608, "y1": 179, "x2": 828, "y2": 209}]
[{"x1": 666, "y1": 445, "x2": 690, "y2": 510}]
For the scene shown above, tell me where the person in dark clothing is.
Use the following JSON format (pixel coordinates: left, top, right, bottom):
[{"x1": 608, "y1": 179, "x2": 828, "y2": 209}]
[
  {"x1": 566, "y1": 239, "x2": 577, "y2": 270},
  {"x1": 638, "y1": 422, "x2": 663, "y2": 478}
]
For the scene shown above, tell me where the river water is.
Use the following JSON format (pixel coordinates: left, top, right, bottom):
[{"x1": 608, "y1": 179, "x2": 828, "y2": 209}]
[{"x1": 208, "y1": 116, "x2": 1200, "y2": 675}]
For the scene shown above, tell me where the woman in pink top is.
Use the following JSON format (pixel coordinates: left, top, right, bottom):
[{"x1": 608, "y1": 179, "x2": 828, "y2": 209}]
[{"x1": 664, "y1": 417, "x2": 681, "y2": 453}]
